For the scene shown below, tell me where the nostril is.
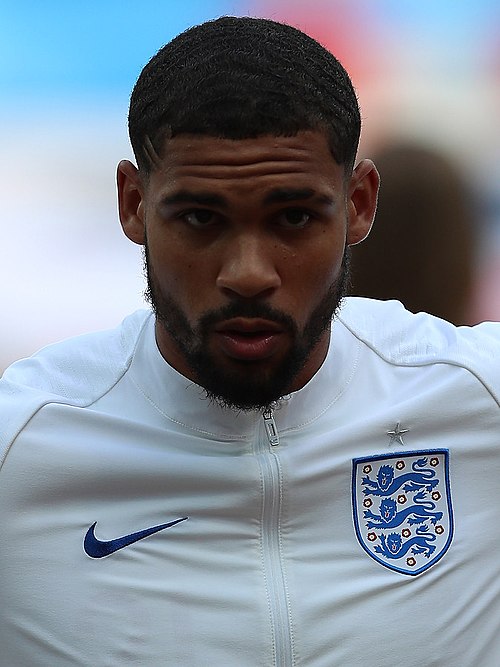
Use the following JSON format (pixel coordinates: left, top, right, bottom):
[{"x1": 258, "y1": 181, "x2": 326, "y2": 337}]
[
  {"x1": 216, "y1": 254, "x2": 281, "y2": 298},
  {"x1": 217, "y1": 282, "x2": 279, "y2": 300}
]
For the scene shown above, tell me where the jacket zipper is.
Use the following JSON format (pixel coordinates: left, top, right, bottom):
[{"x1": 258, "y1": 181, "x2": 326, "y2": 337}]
[
  {"x1": 263, "y1": 409, "x2": 280, "y2": 446},
  {"x1": 259, "y1": 409, "x2": 293, "y2": 666}
]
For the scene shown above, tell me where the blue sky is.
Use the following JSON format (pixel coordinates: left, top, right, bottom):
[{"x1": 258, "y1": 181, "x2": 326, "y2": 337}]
[
  {"x1": 2, "y1": 1, "x2": 498, "y2": 97},
  {"x1": 1, "y1": 2, "x2": 238, "y2": 95}
]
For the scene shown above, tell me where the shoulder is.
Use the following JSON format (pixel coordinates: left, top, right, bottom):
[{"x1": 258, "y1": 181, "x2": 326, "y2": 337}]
[
  {"x1": 337, "y1": 297, "x2": 500, "y2": 404},
  {"x1": 0, "y1": 310, "x2": 152, "y2": 451}
]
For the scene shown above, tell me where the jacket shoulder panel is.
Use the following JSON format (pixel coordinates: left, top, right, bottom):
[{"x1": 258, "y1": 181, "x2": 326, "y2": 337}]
[
  {"x1": 338, "y1": 298, "x2": 500, "y2": 406},
  {"x1": 0, "y1": 310, "x2": 151, "y2": 462}
]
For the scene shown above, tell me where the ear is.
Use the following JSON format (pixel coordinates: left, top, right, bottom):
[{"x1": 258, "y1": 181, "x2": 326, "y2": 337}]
[
  {"x1": 117, "y1": 159, "x2": 146, "y2": 245},
  {"x1": 346, "y1": 159, "x2": 380, "y2": 246}
]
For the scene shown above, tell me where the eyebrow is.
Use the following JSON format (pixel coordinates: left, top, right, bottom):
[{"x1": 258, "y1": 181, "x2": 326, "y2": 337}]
[
  {"x1": 159, "y1": 187, "x2": 335, "y2": 209},
  {"x1": 263, "y1": 188, "x2": 334, "y2": 206},
  {"x1": 159, "y1": 191, "x2": 227, "y2": 208}
]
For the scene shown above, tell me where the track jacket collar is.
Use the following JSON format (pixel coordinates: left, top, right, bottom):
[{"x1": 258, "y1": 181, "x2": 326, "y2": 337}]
[{"x1": 130, "y1": 313, "x2": 360, "y2": 440}]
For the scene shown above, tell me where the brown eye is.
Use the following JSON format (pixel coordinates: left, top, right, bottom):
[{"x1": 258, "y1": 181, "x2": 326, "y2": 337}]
[
  {"x1": 280, "y1": 209, "x2": 311, "y2": 228},
  {"x1": 183, "y1": 210, "x2": 215, "y2": 226}
]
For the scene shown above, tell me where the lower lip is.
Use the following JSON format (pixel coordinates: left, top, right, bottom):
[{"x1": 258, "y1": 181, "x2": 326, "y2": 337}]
[{"x1": 215, "y1": 332, "x2": 284, "y2": 361}]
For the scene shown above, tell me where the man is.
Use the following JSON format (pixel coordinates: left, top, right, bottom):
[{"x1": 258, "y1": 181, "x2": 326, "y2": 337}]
[{"x1": 1, "y1": 16, "x2": 499, "y2": 667}]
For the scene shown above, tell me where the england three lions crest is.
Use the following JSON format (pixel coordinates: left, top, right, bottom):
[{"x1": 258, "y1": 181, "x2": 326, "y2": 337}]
[{"x1": 352, "y1": 450, "x2": 453, "y2": 576}]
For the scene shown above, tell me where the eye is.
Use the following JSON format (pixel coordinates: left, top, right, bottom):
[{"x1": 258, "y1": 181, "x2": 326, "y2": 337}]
[
  {"x1": 278, "y1": 208, "x2": 312, "y2": 228},
  {"x1": 182, "y1": 209, "x2": 216, "y2": 227}
]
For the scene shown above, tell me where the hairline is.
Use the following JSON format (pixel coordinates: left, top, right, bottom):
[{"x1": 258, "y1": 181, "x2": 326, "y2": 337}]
[{"x1": 137, "y1": 128, "x2": 356, "y2": 186}]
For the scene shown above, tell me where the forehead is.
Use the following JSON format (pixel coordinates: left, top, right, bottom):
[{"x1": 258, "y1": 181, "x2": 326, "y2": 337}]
[{"x1": 146, "y1": 130, "x2": 346, "y2": 194}]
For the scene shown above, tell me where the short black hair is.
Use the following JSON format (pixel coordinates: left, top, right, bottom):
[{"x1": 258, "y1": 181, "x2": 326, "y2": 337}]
[{"x1": 129, "y1": 16, "x2": 361, "y2": 174}]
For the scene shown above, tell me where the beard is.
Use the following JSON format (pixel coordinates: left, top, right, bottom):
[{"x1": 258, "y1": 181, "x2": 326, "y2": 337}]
[{"x1": 144, "y1": 242, "x2": 351, "y2": 412}]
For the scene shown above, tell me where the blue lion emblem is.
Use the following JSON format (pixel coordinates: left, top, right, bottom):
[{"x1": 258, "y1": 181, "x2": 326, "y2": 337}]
[
  {"x1": 364, "y1": 490, "x2": 443, "y2": 529},
  {"x1": 352, "y1": 450, "x2": 454, "y2": 575},
  {"x1": 374, "y1": 525, "x2": 437, "y2": 560},
  {"x1": 362, "y1": 457, "x2": 439, "y2": 496}
]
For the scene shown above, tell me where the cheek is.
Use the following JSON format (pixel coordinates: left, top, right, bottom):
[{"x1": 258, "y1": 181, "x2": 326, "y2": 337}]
[
  {"x1": 276, "y1": 251, "x2": 344, "y2": 331},
  {"x1": 284, "y1": 239, "x2": 345, "y2": 293},
  {"x1": 148, "y1": 243, "x2": 218, "y2": 320}
]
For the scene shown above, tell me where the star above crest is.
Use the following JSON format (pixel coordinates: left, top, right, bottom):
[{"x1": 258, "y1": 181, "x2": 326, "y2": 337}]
[{"x1": 387, "y1": 422, "x2": 409, "y2": 445}]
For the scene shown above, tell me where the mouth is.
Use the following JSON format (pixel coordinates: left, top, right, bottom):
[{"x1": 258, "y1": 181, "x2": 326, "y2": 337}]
[{"x1": 213, "y1": 318, "x2": 286, "y2": 361}]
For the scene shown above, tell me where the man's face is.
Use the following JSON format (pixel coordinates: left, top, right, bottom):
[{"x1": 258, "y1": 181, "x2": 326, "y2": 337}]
[{"x1": 118, "y1": 130, "x2": 377, "y2": 411}]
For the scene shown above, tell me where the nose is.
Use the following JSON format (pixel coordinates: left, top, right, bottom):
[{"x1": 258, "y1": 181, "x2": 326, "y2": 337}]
[{"x1": 216, "y1": 234, "x2": 281, "y2": 299}]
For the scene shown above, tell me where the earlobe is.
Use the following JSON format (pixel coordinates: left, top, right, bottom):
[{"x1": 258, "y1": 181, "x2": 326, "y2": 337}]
[
  {"x1": 346, "y1": 159, "x2": 380, "y2": 246},
  {"x1": 117, "y1": 159, "x2": 146, "y2": 245}
]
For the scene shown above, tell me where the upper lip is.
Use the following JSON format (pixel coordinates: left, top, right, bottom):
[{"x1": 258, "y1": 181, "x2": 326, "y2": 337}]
[{"x1": 214, "y1": 318, "x2": 284, "y2": 334}]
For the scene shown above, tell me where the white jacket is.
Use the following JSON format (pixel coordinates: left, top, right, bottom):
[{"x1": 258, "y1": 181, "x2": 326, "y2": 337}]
[{"x1": 1, "y1": 298, "x2": 499, "y2": 666}]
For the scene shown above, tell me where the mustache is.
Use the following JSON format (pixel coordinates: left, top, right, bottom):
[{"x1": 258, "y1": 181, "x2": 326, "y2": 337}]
[{"x1": 197, "y1": 300, "x2": 298, "y2": 333}]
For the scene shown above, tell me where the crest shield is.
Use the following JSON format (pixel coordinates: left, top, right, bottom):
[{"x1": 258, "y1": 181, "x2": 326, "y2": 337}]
[{"x1": 352, "y1": 450, "x2": 453, "y2": 576}]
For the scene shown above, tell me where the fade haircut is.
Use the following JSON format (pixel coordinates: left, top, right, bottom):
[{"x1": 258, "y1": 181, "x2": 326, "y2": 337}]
[{"x1": 129, "y1": 16, "x2": 361, "y2": 175}]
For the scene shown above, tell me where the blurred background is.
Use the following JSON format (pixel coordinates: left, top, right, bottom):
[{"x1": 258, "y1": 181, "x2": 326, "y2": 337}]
[{"x1": 2, "y1": 0, "x2": 500, "y2": 371}]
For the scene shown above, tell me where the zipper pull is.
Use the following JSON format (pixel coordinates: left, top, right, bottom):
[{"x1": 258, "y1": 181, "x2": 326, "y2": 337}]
[{"x1": 262, "y1": 409, "x2": 280, "y2": 446}]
